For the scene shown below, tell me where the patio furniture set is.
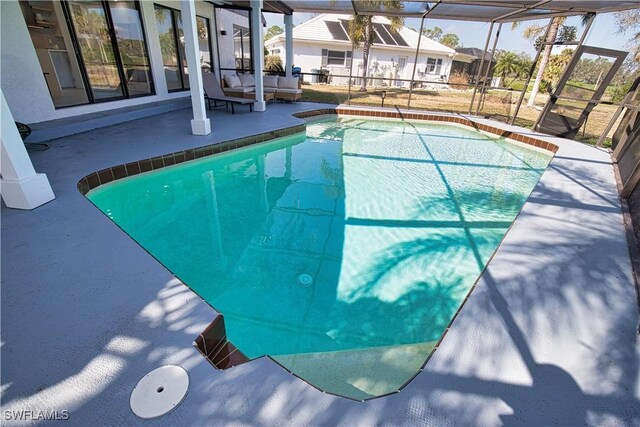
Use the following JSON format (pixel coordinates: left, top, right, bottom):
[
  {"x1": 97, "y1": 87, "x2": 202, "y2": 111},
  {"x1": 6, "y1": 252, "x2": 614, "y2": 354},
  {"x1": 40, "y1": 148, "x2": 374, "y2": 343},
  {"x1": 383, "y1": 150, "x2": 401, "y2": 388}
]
[{"x1": 202, "y1": 72, "x2": 302, "y2": 114}]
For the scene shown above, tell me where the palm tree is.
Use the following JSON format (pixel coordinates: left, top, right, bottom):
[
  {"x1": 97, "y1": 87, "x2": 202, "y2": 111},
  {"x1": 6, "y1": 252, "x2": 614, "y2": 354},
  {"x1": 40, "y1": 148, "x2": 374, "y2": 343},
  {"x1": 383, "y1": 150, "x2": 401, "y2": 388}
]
[
  {"x1": 513, "y1": 17, "x2": 563, "y2": 107},
  {"x1": 494, "y1": 51, "x2": 520, "y2": 83},
  {"x1": 347, "y1": 1, "x2": 404, "y2": 92},
  {"x1": 515, "y1": 53, "x2": 533, "y2": 80},
  {"x1": 514, "y1": 14, "x2": 593, "y2": 107}
]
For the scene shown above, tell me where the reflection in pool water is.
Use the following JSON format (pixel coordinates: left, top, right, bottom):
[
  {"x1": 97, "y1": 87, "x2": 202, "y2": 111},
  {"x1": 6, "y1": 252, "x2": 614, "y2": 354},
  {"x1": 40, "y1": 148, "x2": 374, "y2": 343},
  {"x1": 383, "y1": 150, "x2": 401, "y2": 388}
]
[{"x1": 87, "y1": 117, "x2": 551, "y2": 399}]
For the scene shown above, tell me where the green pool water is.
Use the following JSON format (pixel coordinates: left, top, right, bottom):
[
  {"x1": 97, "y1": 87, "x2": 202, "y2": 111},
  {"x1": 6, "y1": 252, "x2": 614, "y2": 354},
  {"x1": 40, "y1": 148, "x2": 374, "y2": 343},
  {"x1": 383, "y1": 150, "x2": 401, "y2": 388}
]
[{"x1": 87, "y1": 117, "x2": 551, "y2": 399}]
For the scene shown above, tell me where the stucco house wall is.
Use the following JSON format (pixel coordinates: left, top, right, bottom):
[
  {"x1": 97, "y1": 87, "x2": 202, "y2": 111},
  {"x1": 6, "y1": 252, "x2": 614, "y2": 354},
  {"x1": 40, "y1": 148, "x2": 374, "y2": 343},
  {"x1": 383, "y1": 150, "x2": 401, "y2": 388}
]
[
  {"x1": 265, "y1": 14, "x2": 455, "y2": 88},
  {"x1": 214, "y1": 8, "x2": 252, "y2": 78}
]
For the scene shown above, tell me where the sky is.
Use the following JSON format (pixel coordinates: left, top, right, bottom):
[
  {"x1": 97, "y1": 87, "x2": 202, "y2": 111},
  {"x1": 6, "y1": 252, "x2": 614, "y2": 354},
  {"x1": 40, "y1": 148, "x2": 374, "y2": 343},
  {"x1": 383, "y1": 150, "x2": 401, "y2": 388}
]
[{"x1": 264, "y1": 12, "x2": 633, "y2": 58}]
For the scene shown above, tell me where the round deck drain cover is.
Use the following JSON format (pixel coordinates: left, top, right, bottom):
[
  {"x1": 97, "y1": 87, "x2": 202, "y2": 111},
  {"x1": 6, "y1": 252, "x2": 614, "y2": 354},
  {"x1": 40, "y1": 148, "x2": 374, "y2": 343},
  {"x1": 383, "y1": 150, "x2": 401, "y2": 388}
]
[
  {"x1": 130, "y1": 365, "x2": 189, "y2": 419},
  {"x1": 297, "y1": 273, "x2": 313, "y2": 287}
]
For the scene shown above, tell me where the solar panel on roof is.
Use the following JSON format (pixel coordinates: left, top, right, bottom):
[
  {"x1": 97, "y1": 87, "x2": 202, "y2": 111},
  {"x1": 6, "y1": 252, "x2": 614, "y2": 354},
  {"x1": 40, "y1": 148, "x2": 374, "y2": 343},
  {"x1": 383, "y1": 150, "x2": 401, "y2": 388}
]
[
  {"x1": 339, "y1": 20, "x2": 351, "y2": 38},
  {"x1": 384, "y1": 24, "x2": 409, "y2": 46},
  {"x1": 325, "y1": 21, "x2": 350, "y2": 41},
  {"x1": 333, "y1": 19, "x2": 409, "y2": 47},
  {"x1": 373, "y1": 23, "x2": 397, "y2": 45},
  {"x1": 372, "y1": 30, "x2": 383, "y2": 44}
]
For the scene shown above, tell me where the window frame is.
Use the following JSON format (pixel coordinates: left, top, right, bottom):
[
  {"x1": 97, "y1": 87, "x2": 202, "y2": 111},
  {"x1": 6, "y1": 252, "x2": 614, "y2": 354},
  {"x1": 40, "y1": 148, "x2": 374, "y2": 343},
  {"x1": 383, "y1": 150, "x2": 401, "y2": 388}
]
[
  {"x1": 154, "y1": 4, "x2": 214, "y2": 93},
  {"x1": 60, "y1": 0, "x2": 155, "y2": 105},
  {"x1": 322, "y1": 49, "x2": 351, "y2": 67},
  {"x1": 233, "y1": 24, "x2": 252, "y2": 74},
  {"x1": 426, "y1": 58, "x2": 443, "y2": 75}
]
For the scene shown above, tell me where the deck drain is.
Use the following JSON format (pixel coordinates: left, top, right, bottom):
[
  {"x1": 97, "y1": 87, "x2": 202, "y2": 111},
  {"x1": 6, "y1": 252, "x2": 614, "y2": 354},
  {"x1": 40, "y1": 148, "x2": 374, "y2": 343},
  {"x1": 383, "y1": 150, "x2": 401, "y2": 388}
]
[
  {"x1": 297, "y1": 273, "x2": 313, "y2": 287},
  {"x1": 130, "y1": 365, "x2": 189, "y2": 419}
]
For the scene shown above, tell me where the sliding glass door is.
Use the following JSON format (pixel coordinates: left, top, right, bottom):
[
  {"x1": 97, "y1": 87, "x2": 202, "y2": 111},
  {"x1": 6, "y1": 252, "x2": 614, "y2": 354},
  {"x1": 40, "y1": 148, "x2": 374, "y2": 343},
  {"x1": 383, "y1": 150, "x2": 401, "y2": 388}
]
[
  {"x1": 19, "y1": 0, "x2": 89, "y2": 108},
  {"x1": 65, "y1": 0, "x2": 153, "y2": 102},
  {"x1": 67, "y1": 1, "x2": 124, "y2": 100},
  {"x1": 109, "y1": 1, "x2": 153, "y2": 96},
  {"x1": 155, "y1": 5, "x2": 182, "y2": 91},
  {"x1": 154, "y1": 4, "x2": 212, "y2": 92}
]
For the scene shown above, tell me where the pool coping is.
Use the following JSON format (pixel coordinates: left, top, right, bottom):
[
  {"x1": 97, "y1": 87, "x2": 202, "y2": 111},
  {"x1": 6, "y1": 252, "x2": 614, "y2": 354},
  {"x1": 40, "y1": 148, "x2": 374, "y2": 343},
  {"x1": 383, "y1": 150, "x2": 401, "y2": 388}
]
[
  {"x1": 76, "y1": 107, "x2": 557, "y2": 196},
  {"x1": 4, "y1": 101, "x2": 637, "y2": 423},
  {"x1": 76, "y1": 107, "x2": 562, "y2": 401}
]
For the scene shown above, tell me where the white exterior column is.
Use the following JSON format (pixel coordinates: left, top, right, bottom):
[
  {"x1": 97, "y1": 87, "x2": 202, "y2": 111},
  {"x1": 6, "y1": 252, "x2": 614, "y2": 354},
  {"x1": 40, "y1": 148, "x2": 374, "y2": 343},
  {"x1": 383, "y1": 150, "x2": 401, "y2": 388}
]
[
  {"x1": 0, "y1": 90, "x2": 55, "y2": 210},
  {"x1": 284, "y1": 14, "x2": 294, "y2": 78},
  {"x1": 251, "y1": 0, "x2": 266, "y2": 112},
  {"x1": 180, "y1": 0, "x2": 211, "y2": 135}
]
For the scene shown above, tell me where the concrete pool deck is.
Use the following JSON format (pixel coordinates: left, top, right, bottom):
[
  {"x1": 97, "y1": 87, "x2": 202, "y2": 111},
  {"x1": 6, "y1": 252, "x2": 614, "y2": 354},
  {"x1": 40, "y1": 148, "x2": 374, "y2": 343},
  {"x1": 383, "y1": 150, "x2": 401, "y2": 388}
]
[{"x1": 1, "y1": 102, "x2": 639, "y2": 425}]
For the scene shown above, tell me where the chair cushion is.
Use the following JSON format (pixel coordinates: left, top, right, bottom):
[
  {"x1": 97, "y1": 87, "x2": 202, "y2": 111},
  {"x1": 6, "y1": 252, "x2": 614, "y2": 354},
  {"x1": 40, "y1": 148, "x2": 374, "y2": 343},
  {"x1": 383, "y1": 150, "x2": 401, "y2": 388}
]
[
  {"x1": 239, "y1": 73, "x2": 255, "y2": 87},
  {"x1": 225, "y1": 86, "x2": 254, "y2": 94},
  {"x1": 264, "y1": 87, "x2": 277, "y2": 94},
  {"x1": 263, "y1": 75, "x2": 279, "y2": 88},
  {"x1": 278, "y1": 76, "x2": 299, "y2": 90},
  {"x1": 224, "y1": 74, "x2": 242, "y2": 88},
  {"x1": 276, "y1": 88, "x2": 302, "y2": 94}
]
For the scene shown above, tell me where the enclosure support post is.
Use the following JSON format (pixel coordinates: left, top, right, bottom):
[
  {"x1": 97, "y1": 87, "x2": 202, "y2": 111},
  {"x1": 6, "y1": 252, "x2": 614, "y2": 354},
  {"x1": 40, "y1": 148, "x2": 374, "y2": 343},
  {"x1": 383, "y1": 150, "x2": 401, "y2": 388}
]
[
  {"x1": 599, "y1": 97, "x2": 629, "y2": 149},
  {"x1": 347, "y1": 42, "x2": 356, "y2": 105},
  {"x1": 510, "y1": 19, "x2": 554, "y2": 125},
  {"x1": 532, "y1": 13, "x2": 595, "y2": 131},
  {"x1": 621, "y1": 161, "x2": 640, "y2": 198},
  {"x1": 475, "y1": 22, "x2": 502, "y2": 116},
  {"x1": 284, "y1": 14, "x2": 294, "y2": 78},
  {"x1": 181, "y1": 0, "x2": 211, "y2": 134},
  {"x1": 250, "y1": 0, "x2": 266, "y2": 111},
  {"x1": 608, "y1": 93, "x2": 639, "y2": 152},
  {"x1": 469, "y1": 22, "x2": 494, "y2": 115},
  {"x1": 568, "y1": 13, "x2": 595, "y2": 67},
  {"x1": 407, "y1": 14, "x2": 426, "y2": 110}
]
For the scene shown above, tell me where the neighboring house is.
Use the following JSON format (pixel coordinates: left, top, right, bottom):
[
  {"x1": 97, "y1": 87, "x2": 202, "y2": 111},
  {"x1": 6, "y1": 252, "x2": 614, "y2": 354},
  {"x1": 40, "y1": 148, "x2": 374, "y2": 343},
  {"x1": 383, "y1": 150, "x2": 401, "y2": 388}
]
[
  {"x1": 265, "y1": 14, "x2": 456, "y2": 88},
  {"x1": 451, "y1": 47, "x2": 496, "y2": 85}
]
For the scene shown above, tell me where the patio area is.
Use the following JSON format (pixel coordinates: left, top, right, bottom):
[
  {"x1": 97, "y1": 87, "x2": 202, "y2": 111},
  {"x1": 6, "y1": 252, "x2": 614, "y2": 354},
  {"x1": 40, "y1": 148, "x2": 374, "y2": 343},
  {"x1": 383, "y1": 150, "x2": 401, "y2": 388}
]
[{"x1": 1, "y1": 101, "x2": 639, "y2": 425}]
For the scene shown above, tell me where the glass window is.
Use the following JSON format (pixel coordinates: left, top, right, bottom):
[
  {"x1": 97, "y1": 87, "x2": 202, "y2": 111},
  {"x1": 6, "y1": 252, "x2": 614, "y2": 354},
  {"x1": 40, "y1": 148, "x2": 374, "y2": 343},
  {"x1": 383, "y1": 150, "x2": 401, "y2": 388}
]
[
  {"x1": 21, "y1": 0, "x2": 154, "y2": 107},
  {"x1": 155, "y1": 5, "x2": 212, "y2": 92},
  {"x1": 426, "y1": 58, "x2": 443, "y2": 74},
  {"x1": 233, "y1": 25, "x2": 251, "y2": 72},
  {"x1": 197, "y1": 16, "x2": 212, "y2": 73},
  {"x1": 19, "y1": 0, "x2": 89, "y2": 107},
  {"x1": 109, "y1": 1, "x2": 153, "y2": 97},
  {"x1": 327, "y1": 50, "x2": 346, "y2": 66},
  {"x1": 154, "y1": 5, "x2": 182, "y2": 91},
  {"x1": 68, "y1": 1, "x2": 124, "y2": 100},
  {"x1": 174, "y1": 12, "x2": 189, "y2": 89}
]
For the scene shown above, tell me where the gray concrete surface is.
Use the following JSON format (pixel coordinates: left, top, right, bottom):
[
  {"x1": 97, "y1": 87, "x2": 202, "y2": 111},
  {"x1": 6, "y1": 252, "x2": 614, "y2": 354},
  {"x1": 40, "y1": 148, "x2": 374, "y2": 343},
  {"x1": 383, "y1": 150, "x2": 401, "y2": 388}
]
[{"x1": 1, "y1": 103, "x2": 639, "y2": 426}]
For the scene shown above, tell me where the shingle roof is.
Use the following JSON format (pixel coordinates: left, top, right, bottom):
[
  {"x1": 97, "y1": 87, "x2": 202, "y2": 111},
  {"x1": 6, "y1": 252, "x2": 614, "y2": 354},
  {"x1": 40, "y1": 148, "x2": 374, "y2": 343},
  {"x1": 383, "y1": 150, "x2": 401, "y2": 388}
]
[{"x1": 455, "y1": 47, "x2": 496, "y2": 62}]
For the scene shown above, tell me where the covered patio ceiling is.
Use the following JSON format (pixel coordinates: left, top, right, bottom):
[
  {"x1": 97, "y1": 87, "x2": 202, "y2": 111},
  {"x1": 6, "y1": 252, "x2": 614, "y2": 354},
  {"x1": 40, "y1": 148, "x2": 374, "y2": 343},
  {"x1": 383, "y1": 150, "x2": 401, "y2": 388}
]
[{"x1": 280, "y1": 0, "x2": 640, "y2": 22}]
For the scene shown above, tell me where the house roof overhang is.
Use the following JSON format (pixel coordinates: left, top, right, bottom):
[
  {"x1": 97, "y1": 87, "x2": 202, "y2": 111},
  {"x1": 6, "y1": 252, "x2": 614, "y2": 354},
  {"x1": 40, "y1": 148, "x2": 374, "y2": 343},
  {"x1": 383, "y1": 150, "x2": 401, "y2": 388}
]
[
  {"x1": 278, "y1": 1, "x2": 640, "y2": 22},
  {"x1": 207, "y1": 1, "x2": 294, "y2": 15}
]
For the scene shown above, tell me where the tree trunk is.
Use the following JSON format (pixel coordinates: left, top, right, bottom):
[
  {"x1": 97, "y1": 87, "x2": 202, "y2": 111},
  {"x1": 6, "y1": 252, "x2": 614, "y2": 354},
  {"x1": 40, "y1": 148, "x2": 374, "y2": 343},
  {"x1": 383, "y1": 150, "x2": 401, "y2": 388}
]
[
  {"x1": 359, "y1": 17, "x2": 373, "y2": 92},
  {"x1": 527, "y1": 18, "x2": 561, "y2": 107}
]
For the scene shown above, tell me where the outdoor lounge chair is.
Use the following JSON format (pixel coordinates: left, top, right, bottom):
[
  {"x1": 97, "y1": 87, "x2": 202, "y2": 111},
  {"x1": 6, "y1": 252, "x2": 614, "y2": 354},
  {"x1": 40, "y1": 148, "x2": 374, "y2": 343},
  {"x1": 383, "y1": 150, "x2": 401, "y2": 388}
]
[{"x1": 202, "y1": 73, "x2": 254, "y2": 114}]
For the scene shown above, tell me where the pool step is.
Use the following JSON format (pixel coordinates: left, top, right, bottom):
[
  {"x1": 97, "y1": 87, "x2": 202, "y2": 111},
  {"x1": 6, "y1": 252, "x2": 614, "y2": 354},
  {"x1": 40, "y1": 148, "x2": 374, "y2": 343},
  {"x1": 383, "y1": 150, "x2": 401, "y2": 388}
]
[{"x1": 194, "y1": 315, "x2": 249, "y2": 369}]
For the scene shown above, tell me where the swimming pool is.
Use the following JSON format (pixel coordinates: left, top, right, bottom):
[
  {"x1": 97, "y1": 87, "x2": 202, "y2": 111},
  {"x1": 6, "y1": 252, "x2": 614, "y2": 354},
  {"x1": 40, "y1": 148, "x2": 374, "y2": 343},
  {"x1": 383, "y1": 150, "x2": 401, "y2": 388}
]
[{"x1": 86, "y1": 116, "x2": 552, "y2": 400}]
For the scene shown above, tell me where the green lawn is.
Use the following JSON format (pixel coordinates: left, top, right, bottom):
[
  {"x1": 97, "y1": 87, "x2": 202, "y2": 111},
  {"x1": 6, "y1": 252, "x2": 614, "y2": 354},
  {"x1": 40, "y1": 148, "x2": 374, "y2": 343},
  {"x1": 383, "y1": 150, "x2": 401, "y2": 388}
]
[{"x1": 300, "y1": 84, "x2": 619, "y2": 147}]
